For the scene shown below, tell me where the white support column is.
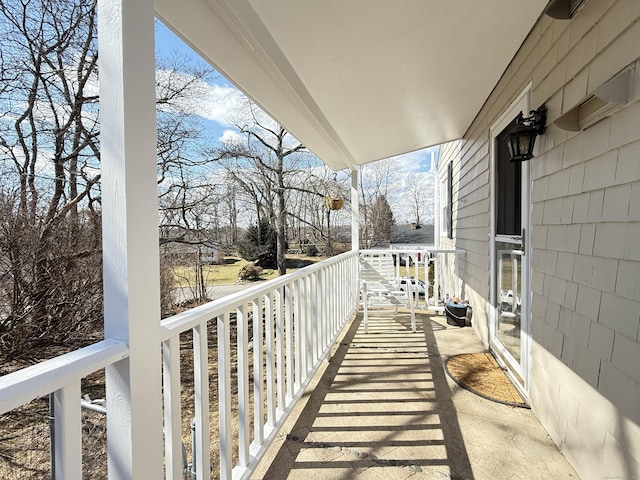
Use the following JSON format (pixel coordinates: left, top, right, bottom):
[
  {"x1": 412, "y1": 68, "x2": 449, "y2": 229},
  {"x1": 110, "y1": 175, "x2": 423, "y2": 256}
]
[
  {"x1": 98, "y1": 1, "x2": 163, "y2": 478},
  {"x1": 434, "y1": 159, "x2": 441, "y2": 250},
  {"x1": 351, "y1": 168, "x2": 359, "y2": 251}
]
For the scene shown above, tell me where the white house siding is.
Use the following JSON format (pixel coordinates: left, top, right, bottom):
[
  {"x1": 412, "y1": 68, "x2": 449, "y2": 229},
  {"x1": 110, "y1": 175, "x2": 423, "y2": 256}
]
[
  {"x1": 438, "y1": 139, "x2": 493, "y2": 344},
  {"x1": 438, "y1": 1, "x2": 640, "y2": 478}
]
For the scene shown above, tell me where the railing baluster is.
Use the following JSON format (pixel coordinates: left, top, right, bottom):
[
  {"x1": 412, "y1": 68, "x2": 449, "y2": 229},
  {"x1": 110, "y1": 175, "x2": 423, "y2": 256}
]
[
  {"x1": 323, "y1": 267, "x2": 328, "y2": 342},
  {"x1": 218, "y1": 313, "x2": 232, "y2": 480},
  {"x1": 275, "y1": 286, "x2": 285, "y2": 414},
  {"x1": 342, "y1": 259, "x2": 347, "y2": 321},
  {"x1": 303, "y1": 274, "x2": 309, "y2": 376},
  {"x1": 293, "y1": 279, "x2": 302, "y2": 390},
  {"x1": 299, "y1": 277, "x2": 307, "y2": 379},
  {"x1": 285, "y1": 283, "x2": 295, "y2": 399},
  {"x1": 322, "y1": 268, "x2": 329, "y2": 352},
  {"x1": 265, "y1": 292, "x2": 276, "y2": 427},
  {"x1": 252, "y1": 295, "x2": 264, "y2": 447},
  {"x1": 315, "y1": 270, "x2": 322, "y2": 360},
  {"x1": 53, "y1": 380, "x2": 81, "y2": 480},
  {"x1": 325, "y1": 268, "x2": 331, "y2": 353},
  {"x1": 341, "y1": 259, "x2": 346, "y2": 322},
  {"x1": 253, "y1": 296, "x2": 265, "y2": 447},
  {"x1": 331, "y1": 264, "x2": 335, "y2": 334},
  {"x1": 304, "y1": 272, "x2": 318, "y2": 366},
  {"x1": 305, "y1": 275, "x2": 313, "y2": 373},
  {"x1": 363, "y1": 281, "x2": 369, "y2": 333},
  {"x1": 193, "y1": 322, "x2": 210, "y2": 479},
  {"x1": 237, "y1": 304, "x2": 250, "y2": 468},
  {"x1": 328, "y1": 266, "x2": 334, "y2": 344},
  {"x1": 435, "y1": 252, "x2": 441, "y2": 307},
  {"x1": 337, "y1": 261, "x2": 342, "y2": 333},
  {"x1": 162, "y1": 336, "x2": 183, "y2": 480},
  {"x1": 332, "y1": 263, "x2": 336, "y2": 332}
]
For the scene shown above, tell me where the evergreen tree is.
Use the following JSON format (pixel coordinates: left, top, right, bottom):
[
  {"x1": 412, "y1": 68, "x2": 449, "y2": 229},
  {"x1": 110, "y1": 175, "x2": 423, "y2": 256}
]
[
  {"x1": 370, "y1": 195, "x2": 395, "y2": 245},
  {"x1": 237, "y1": 219, "x2": 278, "y2": 269}
]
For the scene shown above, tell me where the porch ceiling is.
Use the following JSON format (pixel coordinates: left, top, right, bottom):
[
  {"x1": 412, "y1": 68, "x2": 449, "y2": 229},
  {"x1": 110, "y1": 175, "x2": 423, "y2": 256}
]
[{"x1": 155, "y1": 0, "x2": 548, "y2": 170}]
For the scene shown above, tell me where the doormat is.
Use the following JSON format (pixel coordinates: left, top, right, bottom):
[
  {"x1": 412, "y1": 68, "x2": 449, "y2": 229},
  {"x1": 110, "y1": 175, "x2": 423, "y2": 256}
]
[{"x1": 444, "y1": 352, "x2": 529, "y2": 408}]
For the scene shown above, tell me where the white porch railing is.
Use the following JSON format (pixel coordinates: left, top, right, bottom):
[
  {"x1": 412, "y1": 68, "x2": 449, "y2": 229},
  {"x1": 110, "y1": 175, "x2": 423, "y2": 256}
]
[
  {"x1": 0, "y1": 247, "x2": 467, "y2": 479},
  {"x1": 0, "y1": 250, "x2": 359, "y2": 480},
  {"x1": 0, "y1": 340, "x2": 129, "y2": 480},
  {"x1": 429, "y1": 248, "x2": 467, "y2": 309},
  {"x1": 360, "y1": 248, "x2": 466, "y2": 310},
  {"x1": 159, "y1": 250, "x2": 359, "y2": 480}
]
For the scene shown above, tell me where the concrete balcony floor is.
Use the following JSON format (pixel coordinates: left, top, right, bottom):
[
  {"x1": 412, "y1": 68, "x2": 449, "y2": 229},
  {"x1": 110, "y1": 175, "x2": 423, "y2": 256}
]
[{"x1": 252, "y1": 310, "x2": 578, "y2": 480}]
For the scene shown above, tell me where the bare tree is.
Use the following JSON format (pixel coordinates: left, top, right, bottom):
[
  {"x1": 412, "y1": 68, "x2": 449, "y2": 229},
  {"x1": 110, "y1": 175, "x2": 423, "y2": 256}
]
[
  {"x1": 0, "y1": 0, "x2": 102, "y2": 359},
  {"x1": 215, "y1": 102, "x2": 313, "y2": 275},
  {"x1": 154, "y1": 50, "x2": 233, "y2": 305},
  {"x1": 0, "y1": 1, "x2": 226, "y2": 358},
  {"x1": 407, "y1": 173, "x2": 423, "y2": 225}
]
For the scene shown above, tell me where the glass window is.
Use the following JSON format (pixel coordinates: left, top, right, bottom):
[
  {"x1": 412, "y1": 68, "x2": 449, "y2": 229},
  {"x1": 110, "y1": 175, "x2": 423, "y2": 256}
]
[{"x1": 495, "y1": 119, "x2": 521, "y2": 236}]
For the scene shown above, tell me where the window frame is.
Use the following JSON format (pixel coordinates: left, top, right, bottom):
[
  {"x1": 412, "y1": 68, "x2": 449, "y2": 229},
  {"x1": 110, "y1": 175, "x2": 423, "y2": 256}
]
[{"x1": 439, "y1": 161, "x2": 453, "y2": 239}]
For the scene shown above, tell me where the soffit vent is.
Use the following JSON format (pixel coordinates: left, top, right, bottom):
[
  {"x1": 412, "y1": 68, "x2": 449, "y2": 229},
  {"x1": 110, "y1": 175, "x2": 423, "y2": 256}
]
[{"x1": 554, "y1": 62, "x2": 635, "y2": 131}]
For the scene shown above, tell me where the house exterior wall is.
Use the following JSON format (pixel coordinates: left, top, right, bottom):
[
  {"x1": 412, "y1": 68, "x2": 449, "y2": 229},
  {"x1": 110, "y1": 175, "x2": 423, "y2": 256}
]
[
  {"x1": 438, "y1": 139, "x2": 493, "y2": 344},
  {"x1": 438, "y1": 1, "x2": 640, "y2": 478}
]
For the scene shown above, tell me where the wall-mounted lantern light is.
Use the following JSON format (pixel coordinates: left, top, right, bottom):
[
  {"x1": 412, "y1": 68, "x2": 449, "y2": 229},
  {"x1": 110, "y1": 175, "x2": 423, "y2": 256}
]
[{"x1": 506, "y1": 105, "x2": 547, "y2": 162}]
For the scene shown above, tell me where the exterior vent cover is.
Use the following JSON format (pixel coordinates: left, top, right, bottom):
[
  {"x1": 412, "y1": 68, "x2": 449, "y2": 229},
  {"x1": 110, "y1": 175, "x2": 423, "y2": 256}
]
[
  {"x1": 554, "y1": 63, "x2": 635, "y2": 131},
  {"x1": 544, "y1": 0, "x2": 586, "y2": 19}
]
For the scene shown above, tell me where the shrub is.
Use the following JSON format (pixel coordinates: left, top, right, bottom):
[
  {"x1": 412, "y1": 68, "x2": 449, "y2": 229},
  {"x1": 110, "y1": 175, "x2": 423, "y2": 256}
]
[
  {"x1": 238, "y1": 264, "x2": 262, "y2": 281},
  {"x1": 304, "y1": 244, "x2": 319, "y2": 257}
]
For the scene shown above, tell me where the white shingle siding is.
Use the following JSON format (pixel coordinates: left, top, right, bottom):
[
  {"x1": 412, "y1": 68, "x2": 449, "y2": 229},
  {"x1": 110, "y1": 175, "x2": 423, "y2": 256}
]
[
  {"x1": 437, "y1": 1, "x2": 640, "y2": 477},
  {"x1": 616, "y1": 259, "x2": 640, "y2": 300},
  {"x1": 587, "y1": 320, "x2": 615, "y2": 362}
]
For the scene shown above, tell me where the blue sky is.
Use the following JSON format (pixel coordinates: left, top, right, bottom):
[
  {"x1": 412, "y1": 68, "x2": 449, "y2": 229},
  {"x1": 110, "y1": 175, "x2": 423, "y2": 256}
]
[{"x1": 154, "y1": 20, "x2": 439, "y2": 175}]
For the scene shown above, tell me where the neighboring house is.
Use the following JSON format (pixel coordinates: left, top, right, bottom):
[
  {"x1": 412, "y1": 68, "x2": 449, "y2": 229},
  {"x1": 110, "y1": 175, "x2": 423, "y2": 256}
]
[
  {"x1": 160, "y1": 229, "x2": 226, "y2": 265},
  {"x1": 437, "y1": 2, "x2": 640, "y2": 478}
]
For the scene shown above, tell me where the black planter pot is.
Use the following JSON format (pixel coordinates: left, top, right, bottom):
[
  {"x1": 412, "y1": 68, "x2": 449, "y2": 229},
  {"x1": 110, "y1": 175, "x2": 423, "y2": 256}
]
[{"x1": 445, "y1": 303, "x2": 467, "y2": 327}]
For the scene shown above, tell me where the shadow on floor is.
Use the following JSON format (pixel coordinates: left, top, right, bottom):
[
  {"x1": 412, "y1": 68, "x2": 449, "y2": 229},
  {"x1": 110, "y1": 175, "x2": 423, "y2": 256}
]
[{"x1": 257, "y1": 310, "x2": 474, "y2": 479}]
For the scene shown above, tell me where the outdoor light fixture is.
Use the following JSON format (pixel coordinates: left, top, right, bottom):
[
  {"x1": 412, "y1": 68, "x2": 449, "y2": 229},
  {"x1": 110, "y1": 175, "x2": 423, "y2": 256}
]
[{"x1": 506, "y1": 105, "x2": 547, "y2": 162}]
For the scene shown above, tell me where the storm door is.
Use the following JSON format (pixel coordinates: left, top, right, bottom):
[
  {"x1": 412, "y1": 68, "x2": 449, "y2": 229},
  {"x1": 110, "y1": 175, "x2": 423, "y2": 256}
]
[{"x1": 490, "y1": 91, "x2": 531, "y2": 392}]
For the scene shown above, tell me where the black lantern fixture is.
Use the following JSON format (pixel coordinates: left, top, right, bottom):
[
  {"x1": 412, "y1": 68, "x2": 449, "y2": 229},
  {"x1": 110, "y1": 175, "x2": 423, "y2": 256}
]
[{"x1": 506, "y1": 105, "x2": 547, "y2": 162}]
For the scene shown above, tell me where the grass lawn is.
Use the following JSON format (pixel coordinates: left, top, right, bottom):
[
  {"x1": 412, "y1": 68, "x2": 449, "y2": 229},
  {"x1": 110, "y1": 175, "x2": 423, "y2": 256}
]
[{"x1": 172, "y1": 255, "x2": 322, "y2": 287}]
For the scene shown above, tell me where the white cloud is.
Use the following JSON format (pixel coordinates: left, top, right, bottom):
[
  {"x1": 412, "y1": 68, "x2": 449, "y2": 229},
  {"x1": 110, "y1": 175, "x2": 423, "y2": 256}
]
[
  {"x1": 219, "y1": 129, "x2": 244, "y2": 145},
  {"x1": 198, "y1": 84, "x2": 246, "y2": 125},
  {"x1": 388, "y1": 151, "x2": 424, "y2": 173},
  {"x1": 384, "y1": 146, "x2": 439, "y2": 174}
]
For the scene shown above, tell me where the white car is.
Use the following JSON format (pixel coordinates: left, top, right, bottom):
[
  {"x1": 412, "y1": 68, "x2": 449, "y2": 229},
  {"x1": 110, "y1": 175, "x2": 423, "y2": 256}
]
[
  {"x1": 398, "y1": 278, "x2": 426, "y2": 297},
  {"x1": 500, "y1": 289, "x2": 521, "y2": 313}
]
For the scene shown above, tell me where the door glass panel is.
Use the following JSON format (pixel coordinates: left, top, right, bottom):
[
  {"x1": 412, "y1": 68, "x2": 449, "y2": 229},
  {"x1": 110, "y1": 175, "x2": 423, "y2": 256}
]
[
  {"x1": 496, "y1": 242, "x2": 522, "y2": 362},
  {"x1": 495, "y1": 119, "x2": 521, "y2": 235}
]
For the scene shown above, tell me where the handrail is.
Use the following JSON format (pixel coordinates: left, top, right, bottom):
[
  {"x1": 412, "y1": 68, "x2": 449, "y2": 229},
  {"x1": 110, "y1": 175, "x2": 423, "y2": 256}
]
[{"x1": 0, "y1": 339, "x2": 128, "y2": 415}]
